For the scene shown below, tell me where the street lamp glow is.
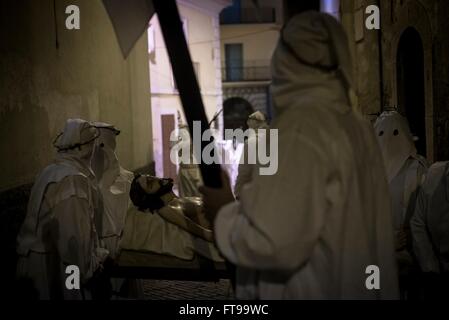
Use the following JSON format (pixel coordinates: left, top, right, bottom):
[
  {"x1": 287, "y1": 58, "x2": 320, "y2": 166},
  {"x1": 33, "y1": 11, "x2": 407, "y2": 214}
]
[{"x1": 321, "y1": 0, "x2": 340, "y2": 20}]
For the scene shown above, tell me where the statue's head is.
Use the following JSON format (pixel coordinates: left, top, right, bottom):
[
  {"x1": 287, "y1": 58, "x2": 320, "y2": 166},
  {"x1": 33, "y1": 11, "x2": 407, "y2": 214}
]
[{"x1": 130, "y1": 174, "x2": 174, "y2": 213}]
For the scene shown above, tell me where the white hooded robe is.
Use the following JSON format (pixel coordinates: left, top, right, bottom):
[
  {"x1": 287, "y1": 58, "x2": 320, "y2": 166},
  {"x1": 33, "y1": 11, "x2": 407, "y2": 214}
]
[
  {"x1": 213, "y1": 12, "x2": 399, "y2": 300},
  {"x1": 16, "y1": 119, "x2": 108, "y2": 300},
  {"x1": 374, "y1": 111, "x2": 428, "y2": 233}
]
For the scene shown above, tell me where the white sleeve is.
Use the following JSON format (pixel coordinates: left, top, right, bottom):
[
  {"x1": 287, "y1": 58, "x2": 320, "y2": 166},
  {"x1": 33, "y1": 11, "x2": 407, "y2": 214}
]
[
  {"x1": 410, "y1": 189, "x2": 440, "y2": 273},
  {"x1": 214, "y1": 131, "x2": 326, "y2": 272}
]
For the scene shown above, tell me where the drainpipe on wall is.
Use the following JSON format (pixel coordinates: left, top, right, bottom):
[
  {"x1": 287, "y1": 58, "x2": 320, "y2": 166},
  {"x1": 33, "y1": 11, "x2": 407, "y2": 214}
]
[{"x1": 377, "y1": 0, "x2": 385, "y2": 111}]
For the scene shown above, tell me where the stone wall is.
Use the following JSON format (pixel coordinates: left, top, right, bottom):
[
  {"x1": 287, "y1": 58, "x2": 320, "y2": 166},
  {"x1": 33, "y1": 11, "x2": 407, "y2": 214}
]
[
  {"x1": 0, "y1": 0, "x2": 155, "y2": 295},
  {"x1": 341, "y1": 0, "x2": 449, "y2": 161},
  {"x1": 0, "y1": 0, "x2": 154, "y2": 193}
]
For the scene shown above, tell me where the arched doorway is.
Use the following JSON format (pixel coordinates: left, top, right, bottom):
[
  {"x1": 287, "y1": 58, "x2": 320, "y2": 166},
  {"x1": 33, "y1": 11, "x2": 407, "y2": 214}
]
[
  {"x1": 396, "y1": 27, "x2": 426, "y2": 156},
  {"x1": 223, "y1": 97, "x2": 254, "y2": 135}
]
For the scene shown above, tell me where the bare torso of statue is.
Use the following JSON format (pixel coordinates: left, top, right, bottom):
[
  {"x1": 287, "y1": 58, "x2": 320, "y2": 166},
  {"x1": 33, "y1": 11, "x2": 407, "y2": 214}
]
[{"x1": 159, "y1": 197, "x2": 213, "y2": 242}]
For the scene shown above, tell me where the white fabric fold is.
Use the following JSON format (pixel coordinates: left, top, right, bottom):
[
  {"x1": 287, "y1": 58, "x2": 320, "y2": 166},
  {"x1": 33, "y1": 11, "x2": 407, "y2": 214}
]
[{"x1": 121, "y1": 206, "x2": 224, "y2": 262}]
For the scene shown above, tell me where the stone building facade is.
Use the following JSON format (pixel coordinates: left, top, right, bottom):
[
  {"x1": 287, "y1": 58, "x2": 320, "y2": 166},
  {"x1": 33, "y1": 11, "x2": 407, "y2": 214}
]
[
  {"x1": 0, "y1": 0, "x2": 154, "y2": 295},
  {"x1": 220, "y1": 0, "x2": 283, "y2": 132},
  {"x1": 340, "y1": 0, "x2": 449, "y2": 162}
]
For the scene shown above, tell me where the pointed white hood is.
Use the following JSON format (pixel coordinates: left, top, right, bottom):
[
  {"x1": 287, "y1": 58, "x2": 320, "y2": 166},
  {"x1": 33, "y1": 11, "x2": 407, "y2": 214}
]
[{"x1": 374, "y1": 111, "x2": 417, "y2": 182}]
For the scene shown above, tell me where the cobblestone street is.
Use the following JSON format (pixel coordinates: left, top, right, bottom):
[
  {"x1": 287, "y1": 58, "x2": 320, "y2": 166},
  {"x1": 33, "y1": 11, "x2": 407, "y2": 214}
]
[{"x1": 143, "y1": 279, "x2": 234, "y2": 300}]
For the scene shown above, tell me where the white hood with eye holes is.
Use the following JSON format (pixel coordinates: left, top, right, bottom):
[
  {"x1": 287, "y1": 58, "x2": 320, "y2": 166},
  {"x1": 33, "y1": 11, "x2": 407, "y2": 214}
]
[
  {"x1": 91, "y1": 123, "x2": 133, "y2": 258},
  {"x1": 374, "y1": 111, "x2": 417, "y2": 182}
]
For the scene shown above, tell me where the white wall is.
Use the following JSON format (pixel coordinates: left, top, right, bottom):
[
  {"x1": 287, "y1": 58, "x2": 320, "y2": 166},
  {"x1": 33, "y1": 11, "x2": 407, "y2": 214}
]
[{"x1": 220, "y1": 0, "x2": 282, "y2": 77}]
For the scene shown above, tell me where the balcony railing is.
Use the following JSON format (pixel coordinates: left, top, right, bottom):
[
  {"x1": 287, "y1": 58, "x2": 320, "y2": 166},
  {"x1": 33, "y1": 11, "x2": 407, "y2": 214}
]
[
  {"x1": 220, "y1": 7, "x2": 276, "y2": 25},
  {"x1": 222, "y1": 60, "x2": 271, "y2": 82}
]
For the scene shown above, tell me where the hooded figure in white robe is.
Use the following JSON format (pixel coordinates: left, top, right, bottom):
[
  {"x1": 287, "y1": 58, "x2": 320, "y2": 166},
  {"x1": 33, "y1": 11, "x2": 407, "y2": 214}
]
[
  {"x1": 374, "y1": 111, "x2": 428, "y2": 295},
  {"x1": 91, "y1": 122, "x2": 133, "y2": 259},
  {"x1": 90, "y1": 122, "x2": 142, "y2": 298},
  {"x1": 234, "y1": 111, "x2": 269, "y2": 199},
  {"x1": 16, "y1": 119, "x2": 109, "y2": 300},
  {"x1": 175, "y1": 124, "x2": 203, "y2": 197},
  {"x1": 206, "y1": 11, "x2": 399, "y2": 299}
]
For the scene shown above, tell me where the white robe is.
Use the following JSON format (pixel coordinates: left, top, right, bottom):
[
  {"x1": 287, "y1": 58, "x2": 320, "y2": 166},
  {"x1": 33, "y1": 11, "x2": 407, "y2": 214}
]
[
  {"x1": 174, "y1": 127, "x2": 203, "y2": 197},
  {"x1": 213, "y1": 12, "x2": 399, "y2": 300},
  {"x1": 234, "y1": 130, "x2": 267, "y2": 199},
  {"x1": 178, "y1": 165, "x2": 203, "y2": 198},
  {"x1": 374, "y1": 111, "x2": 428, "y2": 232},
  {"x1": 374, "y1": 111, "x2": 428, "y2": 280},
  {"x1": 217, "y1": 140, "x2": 244, "y2": 196},
  {"x1": 388, "y1": 157, "x2": 427, "y2": 232},
  {"x1": 98, "y1": 168, "x2": 134, "y2": 259},
  {"x1": 411, "y1": 162, "x2": 449, "y2": 273},
  {"x1": 16, "y1": 157, "x2": 108, "y2": 299},
  {"x1": 91, "y1": 123, "x2": 143, "y2": 298}
]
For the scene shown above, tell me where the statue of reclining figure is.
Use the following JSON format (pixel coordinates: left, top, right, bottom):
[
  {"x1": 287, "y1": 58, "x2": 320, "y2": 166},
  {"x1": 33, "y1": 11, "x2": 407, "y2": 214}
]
[
  {"x1": 129, "y1": 174, "x2": 213, "y2": 242},
  {"x1": 119, "y1": 174, "x2": 223, "y2": 262}
]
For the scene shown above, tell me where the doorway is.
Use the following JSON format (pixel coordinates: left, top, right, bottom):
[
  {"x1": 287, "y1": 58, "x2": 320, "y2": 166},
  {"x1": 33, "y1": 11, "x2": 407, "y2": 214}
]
[
  {"x1": 225, "y1": 43, "x2": 243, "y2": 81},
  {"x1": 396, "y1": 27, "x2": 426, "y2": 156}
]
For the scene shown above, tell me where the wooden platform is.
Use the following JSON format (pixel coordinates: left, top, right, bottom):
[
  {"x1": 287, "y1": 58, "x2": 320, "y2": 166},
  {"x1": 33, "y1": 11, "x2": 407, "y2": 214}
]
[{"x1": 111, "y1": 250, "x2": 231, "y2": 282}]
